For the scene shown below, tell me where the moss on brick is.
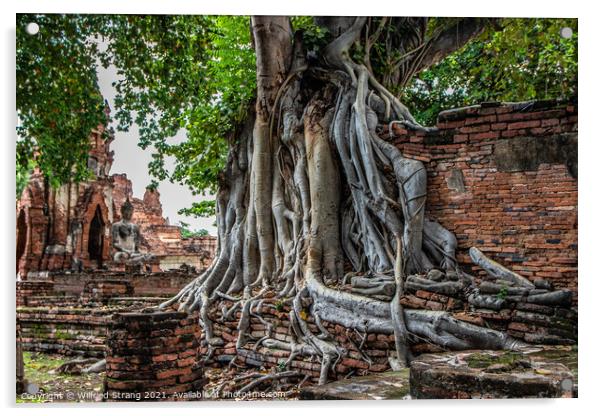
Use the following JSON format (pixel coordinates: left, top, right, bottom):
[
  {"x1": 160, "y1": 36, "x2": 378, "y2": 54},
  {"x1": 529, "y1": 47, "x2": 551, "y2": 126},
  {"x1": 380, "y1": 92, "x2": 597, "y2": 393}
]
[{"x1": 466, "y1": 351, "x2": 522, "y2": 369}]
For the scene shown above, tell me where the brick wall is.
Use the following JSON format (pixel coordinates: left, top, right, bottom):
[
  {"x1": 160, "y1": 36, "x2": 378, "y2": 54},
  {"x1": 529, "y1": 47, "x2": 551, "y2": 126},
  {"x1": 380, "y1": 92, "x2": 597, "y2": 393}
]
[
  {"x1": 200, "y1": 283, "x2": 576, "y2": 383},
  {"x1": 16, "y1": 281, "x2": 55, "y2": 307},
  {"x1": 49, "y1": 271, "x2": 197, "y2": 297},
  {"x1": 16, "y1": 271, "x2": 198, "y2": 357},
  {"x1": 79, "y1": 280, "x2": 134, "y2": 306},
  {"x1": 104, "y1": 311, "x2": 204, "y2": 400},
  {"x1": 18, "y1": 307, "x2": 109, "y2": 357},
  {"x1": 382, "y1": 99, "x2": 578, "y2": 298}
]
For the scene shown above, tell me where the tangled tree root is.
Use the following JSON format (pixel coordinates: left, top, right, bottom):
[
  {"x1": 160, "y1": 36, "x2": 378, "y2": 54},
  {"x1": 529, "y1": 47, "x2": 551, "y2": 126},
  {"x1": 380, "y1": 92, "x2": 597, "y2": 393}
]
[
  {"x1": 206, "y1": 368, "x2": 304, "y2": 399},
  {"x1": 56, "y1": 358, "x2": 106, "y2": 375},
  {"x1": 158, "y1": 17, "x2": 539, "y2": 386}
]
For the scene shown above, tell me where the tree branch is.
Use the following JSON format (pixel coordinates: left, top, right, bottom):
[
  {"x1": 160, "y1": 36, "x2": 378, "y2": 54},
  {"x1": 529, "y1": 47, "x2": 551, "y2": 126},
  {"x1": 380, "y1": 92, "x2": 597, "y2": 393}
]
[{"x1": 414, "y1": 18, "x2": 499, "y2": 75}]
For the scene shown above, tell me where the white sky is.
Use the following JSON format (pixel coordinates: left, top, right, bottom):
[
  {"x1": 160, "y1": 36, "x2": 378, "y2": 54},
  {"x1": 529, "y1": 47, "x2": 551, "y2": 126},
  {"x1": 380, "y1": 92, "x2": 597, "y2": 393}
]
[{"x1": 96, "y1": 64, "x2": 217, "y2": 235}]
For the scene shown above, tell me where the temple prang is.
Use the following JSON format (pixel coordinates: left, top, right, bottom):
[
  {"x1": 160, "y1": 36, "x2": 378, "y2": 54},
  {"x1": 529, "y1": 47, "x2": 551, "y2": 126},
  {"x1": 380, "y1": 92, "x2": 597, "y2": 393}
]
[{"x1": 16, "y1": 119, "x2": 216, "y2": 279}]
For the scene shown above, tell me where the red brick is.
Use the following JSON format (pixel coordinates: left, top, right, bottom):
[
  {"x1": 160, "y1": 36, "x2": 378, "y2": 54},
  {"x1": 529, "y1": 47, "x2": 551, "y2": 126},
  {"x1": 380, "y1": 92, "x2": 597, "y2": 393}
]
[{"x1": 507, "y1": 120, "x2": 541, "y2": 130}]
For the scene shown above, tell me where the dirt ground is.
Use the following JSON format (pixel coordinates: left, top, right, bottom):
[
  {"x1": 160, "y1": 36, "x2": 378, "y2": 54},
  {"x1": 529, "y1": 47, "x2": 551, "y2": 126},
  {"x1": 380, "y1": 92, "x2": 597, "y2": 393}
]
[
  {"x1": 17, "y1": 352, "x2": 302, "y2": 403},
  {"x1": 17, "y1": 352, "x2": 105, "y2": 403}
]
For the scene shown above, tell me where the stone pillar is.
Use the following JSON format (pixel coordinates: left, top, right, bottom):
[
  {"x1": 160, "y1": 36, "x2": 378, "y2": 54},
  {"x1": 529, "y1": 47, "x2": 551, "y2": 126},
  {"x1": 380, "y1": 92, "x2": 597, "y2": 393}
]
[{"x1": 104, "y1": 311, "x2": 204, "y2": 401}]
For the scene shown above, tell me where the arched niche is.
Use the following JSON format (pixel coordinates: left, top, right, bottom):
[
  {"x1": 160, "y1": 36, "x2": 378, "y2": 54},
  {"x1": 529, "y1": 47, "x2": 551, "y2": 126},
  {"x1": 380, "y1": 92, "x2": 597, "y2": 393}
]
[
  {"x1": 16, "y1": 209, "x2": 28, "y2": 273},
  {"x1": 87, "y1": 205, "x2": 105, "y2": 267}
]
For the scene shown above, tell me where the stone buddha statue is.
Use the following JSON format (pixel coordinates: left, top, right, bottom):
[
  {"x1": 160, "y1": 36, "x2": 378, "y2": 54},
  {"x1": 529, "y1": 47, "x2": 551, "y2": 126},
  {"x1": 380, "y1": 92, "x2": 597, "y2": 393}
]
[{"x1": 111, "y1": 199, "x2": 154, "y2": 265}]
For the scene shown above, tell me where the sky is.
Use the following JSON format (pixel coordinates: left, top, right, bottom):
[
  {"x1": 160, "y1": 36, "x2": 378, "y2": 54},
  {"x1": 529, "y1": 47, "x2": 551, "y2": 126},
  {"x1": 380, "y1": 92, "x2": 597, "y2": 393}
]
[{"x1": 96, "y1": 64, "x2": 218, "y2": 235}]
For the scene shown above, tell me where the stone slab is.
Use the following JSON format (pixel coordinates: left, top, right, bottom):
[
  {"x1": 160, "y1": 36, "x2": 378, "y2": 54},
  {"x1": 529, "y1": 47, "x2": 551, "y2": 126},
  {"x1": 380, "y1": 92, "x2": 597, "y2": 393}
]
[
  {"x1": 300, "y1": 370, "x2": 410, "y2": 400},
  {"x1": 410, "y1": 347, "x2": 576, "y2": 399}
]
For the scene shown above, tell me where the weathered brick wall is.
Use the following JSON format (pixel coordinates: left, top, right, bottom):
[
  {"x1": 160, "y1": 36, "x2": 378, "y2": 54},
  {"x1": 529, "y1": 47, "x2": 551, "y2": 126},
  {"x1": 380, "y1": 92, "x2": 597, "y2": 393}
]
[
  {"x1": 201, "y1": 283, "x2": 576, "y2": 383},
  {"x1": 49, "y1": 271, "x2": 196, "y2": 297},
  {"x1": 105, "y1": 311, "x2": 204, "y2": 401},
  {"x1": 382, "y1": 99, "x2": 578, "y2": 299},
  {"x1": 18, "y1": 307, "x2": 109, "y2": 357},
  {"x1": 17, "y1": 272, "x2": 195, "y2": 308},
  {"x1": 16, "y1": 271, "x2": 197, "y2": 357},
  {"x1": 17, "y1": 281, "x2": 55, "y2": 307},
  {"x1": 79, "y1": 280, "x2": 134, "y2": 306}
]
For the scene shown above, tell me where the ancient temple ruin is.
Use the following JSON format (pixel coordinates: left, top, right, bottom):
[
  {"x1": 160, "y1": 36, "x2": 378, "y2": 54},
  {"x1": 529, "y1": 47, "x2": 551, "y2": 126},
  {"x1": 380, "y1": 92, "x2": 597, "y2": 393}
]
[
  {"x1": 16, "y1": 99, "x2": 578, "y2": 399},
  {"x1": 16, "y1": 121, "x2": 217, "y2": 279}
]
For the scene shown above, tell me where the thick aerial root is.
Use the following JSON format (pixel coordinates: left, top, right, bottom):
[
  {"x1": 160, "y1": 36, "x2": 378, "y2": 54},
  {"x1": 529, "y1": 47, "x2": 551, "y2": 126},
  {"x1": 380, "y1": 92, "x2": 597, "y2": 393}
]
[
  {"x1": 468, "y1": 292, "x2": 505, "y2": 310},
  {"x1": 389, "y1": 236, "x2": 411, "y2": 368},
  {"x1": 56, "y1": 357, "x2": 104, "y2": 375},
  {"x1": 404, "y1": 275, "x2": 464, "y2": 296},
  {"x1": 306, "y1": 267, "x2": 525, "y2": 351},
  {"x1": 262, "y1": 338, "x2": 319, "y2": 369},
  {"x1": 289, "y1": 290, "x2": 344, "y2": 385},
  {"x1": 236, "y1": 287, "x2": 271, "y2": 349},
  {"x1": 524, "y1": 290, "x2": 572, "y2": 306},
  {"x1": 329, "y1": 59, "x2": 450, "y2": 274},
  {"x1": 237, "y1": 371, "x2": 303, "y2": 394},
  {"x1": 470, "y1": 247, "x2": 534, "y2": 288}
]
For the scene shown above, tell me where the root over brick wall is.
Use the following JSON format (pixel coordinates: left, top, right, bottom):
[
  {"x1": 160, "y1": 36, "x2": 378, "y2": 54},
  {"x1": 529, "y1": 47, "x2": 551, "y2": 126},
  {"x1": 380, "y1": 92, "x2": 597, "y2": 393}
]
[
  {"x1": 196, "y1": 99, "x2": 578, "y2": 382},
  {"x1": 382, "y1": 99, "x2": 578, "y2": 300},
  {"x1": 201, "y1": 285, "x2": 576, "y2": 383}
]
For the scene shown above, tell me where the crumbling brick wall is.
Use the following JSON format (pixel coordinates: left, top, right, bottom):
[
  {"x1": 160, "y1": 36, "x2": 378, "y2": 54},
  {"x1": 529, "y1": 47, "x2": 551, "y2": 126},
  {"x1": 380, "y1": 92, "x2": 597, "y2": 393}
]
[
  {"x1": 104, "y1": 311, "x2": 204, "y2": 400},
  {"x1": 16, "y1": 281, "x2": 55, "y2": 307},
  {"x1": 200, "y1": 284, "x2": 576, "y2": 382},
  {"x1": 49, "y1": 271, "x2": 198, "y2": 297},
  {"x1": 18, "y1": 307, "x2": 109, "y2": 357},
  {"x1": 16, "y1": 115, "x2": 218, "y2": 278},
  {"x1": 382, "y1": 99, "x2": 578, "y2": 299}
]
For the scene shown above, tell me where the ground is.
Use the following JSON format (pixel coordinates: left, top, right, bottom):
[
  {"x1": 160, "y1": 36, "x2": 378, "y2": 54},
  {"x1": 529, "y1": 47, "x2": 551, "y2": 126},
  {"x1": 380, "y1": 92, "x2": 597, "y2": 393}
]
[
  {"x1": 16, "y1": 346, "x2": 578, "y2": 402},
  {"x1": 17, "y1": 352, "x2": 104, "y2": 403},
  {"x1": 17, "y1": 352, "x2": 302, "y2": 403},
  {"x1": 203, "y1": 367, "x2": 302, "y2": 401}
]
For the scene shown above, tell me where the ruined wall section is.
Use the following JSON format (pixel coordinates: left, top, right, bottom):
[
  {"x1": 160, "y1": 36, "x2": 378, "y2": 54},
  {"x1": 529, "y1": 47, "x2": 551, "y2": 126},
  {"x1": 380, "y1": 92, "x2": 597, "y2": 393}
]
[
  {"x1": 105, "y1": 312, "x2": 204, "y2": 400},
  {"x1": 383, "y1": 99, "x2": 578, "y2": 297},
  {"x1": 17, "y1": 125, "x2": 115, "y2": 276},
  {"x1": 16, "y1": 123, "x2": 217, "y2": 277},
  {"x1": 111, "y1": 174, "x2": 217, "y2": 271}
]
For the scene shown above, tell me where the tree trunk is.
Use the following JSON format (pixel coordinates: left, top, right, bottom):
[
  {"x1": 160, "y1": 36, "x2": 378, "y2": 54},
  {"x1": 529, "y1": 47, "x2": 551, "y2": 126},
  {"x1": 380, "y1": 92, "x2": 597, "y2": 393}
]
[
  {"x1": 160, "y1": 15, "x2": 525, "y2": 385},
  {"x1": 248, "y1": 16, "x2": 293, "y2": 286}
]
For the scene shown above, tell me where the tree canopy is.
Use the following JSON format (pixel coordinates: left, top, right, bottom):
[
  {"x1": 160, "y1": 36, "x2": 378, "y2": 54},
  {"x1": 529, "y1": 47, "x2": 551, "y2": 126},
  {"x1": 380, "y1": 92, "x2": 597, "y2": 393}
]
[
  {"x1": 403, "y1": 18, "x2": 577, "y2": 125},
  {"x1": 16, "y1": 15, "x2": 577, "y2": 213},
  {"x1": 17, "y1": 14, "x2": 107, "y2": 188}
]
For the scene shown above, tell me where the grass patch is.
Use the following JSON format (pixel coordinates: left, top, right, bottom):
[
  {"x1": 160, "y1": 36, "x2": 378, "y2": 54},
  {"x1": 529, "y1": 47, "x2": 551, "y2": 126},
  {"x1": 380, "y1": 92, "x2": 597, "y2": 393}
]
[{"x1": 17, "y1": 352, "x2": 104, "y2": 403}]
